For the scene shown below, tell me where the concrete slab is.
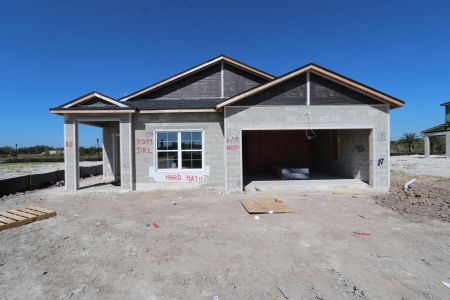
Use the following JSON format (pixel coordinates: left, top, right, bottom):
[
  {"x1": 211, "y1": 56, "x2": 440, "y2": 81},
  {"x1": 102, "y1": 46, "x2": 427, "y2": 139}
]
[{"x1": 244, "y1": 178, "x2": 370, "y2": 192}]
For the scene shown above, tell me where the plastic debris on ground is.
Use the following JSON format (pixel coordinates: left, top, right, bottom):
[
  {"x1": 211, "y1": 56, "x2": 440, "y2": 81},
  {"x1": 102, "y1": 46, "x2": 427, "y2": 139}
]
[
  {"x1": 254, "y1": 216, "x2": 260, "y2": 220},
  {"x1": 403, "y1": 178, "x2": 417, "y2": 190},
  {"x1": 268, "y1": 210, "x2": 274, "y2": 215},
  {"x1": 443, "y1": 281, "x2": 450, "y2": 289},
  {"x1": 144, "y1": 223, "x2": 151, "y2": 229},
  {"x1": 152, "y1": 223, "x2": 160, "y2": 229},
  {"x1": 353, "y1": 231, "x2": 370, "y2": 236}
]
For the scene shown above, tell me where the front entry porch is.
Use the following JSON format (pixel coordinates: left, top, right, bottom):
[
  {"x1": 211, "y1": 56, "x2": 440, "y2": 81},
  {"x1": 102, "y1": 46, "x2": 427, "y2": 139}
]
[{"x1": 63, "y1": 114, "x2": 135, "y2": 192}]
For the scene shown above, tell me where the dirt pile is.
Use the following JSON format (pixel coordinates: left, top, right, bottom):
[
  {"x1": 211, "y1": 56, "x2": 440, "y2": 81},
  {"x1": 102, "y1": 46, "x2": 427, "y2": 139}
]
[{"x1": 375, "y1": 172, "x2": 450, "y2": 222}]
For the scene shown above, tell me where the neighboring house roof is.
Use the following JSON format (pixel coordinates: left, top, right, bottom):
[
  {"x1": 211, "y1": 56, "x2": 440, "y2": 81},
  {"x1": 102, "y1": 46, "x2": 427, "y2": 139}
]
[
  {"x1": 120, "y1": 55, "x2": 275, "y2": 101},
  {"x1": 441, "y1": 101, "x2": 450, "y2": 106},
  {"x1": 216, "y1": 63, "x2": 405, "y2": 109},
  {"x1": 421, "y1": 123, "x2": 450, "y2": 134}
]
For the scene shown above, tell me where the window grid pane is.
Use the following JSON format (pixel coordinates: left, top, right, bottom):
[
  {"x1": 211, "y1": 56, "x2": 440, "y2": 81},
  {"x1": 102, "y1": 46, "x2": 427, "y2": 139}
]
[{"x1": 157, "y1": 131, "x2": 202, "y2": 170}]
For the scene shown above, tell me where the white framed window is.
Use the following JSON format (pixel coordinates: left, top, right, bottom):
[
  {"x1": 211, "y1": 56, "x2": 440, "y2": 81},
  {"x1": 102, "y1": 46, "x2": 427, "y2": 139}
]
[{"x1": 155, "y1": 130, "x2": 203, "y2": 170}]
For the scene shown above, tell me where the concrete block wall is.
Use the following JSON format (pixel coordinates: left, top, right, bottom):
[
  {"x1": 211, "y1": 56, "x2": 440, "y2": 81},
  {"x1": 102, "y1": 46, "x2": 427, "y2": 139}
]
[
  {"x1": 102, "y1": 125, "x2": 118, "y2": 181},
  {"x1": 225, "y1": 104, "x2": 390, "y2": 191},
  {"x1": 336, "y1": 129, "x2": 371, "y2": 182},
  {"x1": 120, "y1": 114, "x2": 135, "y2": 191},
  {"x1": 63, "y1": 116, "x2": 79, "y2": 191},
  {"x1": 311, "y1": 129, "x2": 370, "y2": 182},
  {"x1": 133, "y1": 112, "x2": 225, "y2": 189}
]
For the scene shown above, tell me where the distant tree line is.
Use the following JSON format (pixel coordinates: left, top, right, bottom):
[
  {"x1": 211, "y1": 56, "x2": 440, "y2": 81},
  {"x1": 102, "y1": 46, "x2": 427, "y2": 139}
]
[
  {"x1": 0, "y1": 145, "x2": 101, "y2": 157},
  {"x1": 391, "y1": 133, "x2": 446, "y2": 155}
]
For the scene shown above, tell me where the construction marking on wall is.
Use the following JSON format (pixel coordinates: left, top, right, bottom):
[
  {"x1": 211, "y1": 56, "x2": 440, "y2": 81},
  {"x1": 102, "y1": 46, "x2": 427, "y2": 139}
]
[
  {"x1": 136, "y1": 138, "x2": 153, "y2": 154},
  {"x1": 65, "y1": 141, "x2": 73, "y2": 148},
  {"x1": 149, "y1": 166, "x2": 210, "y2": 183},
  {"x1": 377, "y1": 132, "x2": 387, "y2": 142},
  {"x1": 355, "y1": 145, "x2": 366, "y2": 153},
  {"x1": 226, "y1": 135, "x2": 239, "y2": 151},
  {"x1": 377, "y1": 158, "x2": 384, "y2": 166}
]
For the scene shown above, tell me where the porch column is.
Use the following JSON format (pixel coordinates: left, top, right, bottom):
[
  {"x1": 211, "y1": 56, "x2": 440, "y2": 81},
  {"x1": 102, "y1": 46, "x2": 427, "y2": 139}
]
[
  {"x1": 424, "y1": 135, "x2": 430, "y2": 158},
  {"x1": 64, "y1": 116, "x2": 79, "y2": 191},
  {"x1": 120, "y1": 114, "x2": 135, "y2": 191},
  {"x1": 446, "y1": 132, "x2": 450, "y2": 158},
  {"x1": 102, "y1": 127, "x2": 114, "y2": 181}
]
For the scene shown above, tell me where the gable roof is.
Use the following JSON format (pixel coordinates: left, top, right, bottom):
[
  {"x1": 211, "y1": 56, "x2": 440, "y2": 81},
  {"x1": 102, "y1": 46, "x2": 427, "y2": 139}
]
[
  {"x1": 59, "y1": 92, "x2": 130, "y2": 108},
  {"x1": 49, "y1": 92, "x2": 137, "y2": 114},
  {"x1": 120, "y1": 55, "x2": 275, "y2": 101},
  {"x1": 216, "y1": 63, "x2": 405, "y2": 109}
]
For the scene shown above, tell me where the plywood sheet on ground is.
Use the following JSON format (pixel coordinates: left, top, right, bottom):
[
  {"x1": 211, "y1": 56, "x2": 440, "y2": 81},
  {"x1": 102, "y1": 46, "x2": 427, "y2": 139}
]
[
  {"x1": 332, "y1": 187, "x2": 367, "y2": 195},
  {"x1": 240, "y1": 199, "x2": 292, "y2": 214},
  {"x1": 0, "y1": 206, "x2": 56, "y2": 231}
]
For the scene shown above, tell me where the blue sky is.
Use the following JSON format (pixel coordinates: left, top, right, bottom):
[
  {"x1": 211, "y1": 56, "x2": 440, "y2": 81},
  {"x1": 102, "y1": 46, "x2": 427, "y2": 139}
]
[{"x1": 0, "y1": 0, "x2": 449, "y2": 147}]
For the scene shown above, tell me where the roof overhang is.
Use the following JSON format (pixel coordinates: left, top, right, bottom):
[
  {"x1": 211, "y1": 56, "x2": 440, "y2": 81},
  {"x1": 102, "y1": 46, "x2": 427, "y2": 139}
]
[
  {"x1": 120, "y1": 55, "x2": 275, "y2": 101},
  {"x1": 421, "y1": 123, "x2": 449, "y2": 135},
  {"x1": 138, "y1": 109, "x2": 218, "y2": 114},
  {"x1": 216, "y1": 64, "x2": 405, "y2": 110},
  {"x1": 49, "y1": 109, "x2": 137, "y2": 115}
]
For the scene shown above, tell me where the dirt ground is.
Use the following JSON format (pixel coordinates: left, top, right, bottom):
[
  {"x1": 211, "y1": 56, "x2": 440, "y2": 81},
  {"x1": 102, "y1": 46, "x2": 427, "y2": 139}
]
[
  {"x1": 0, "y1": 161, "x2": 101, "y2": 180},
  {"x1": 375, "y1": 171, "x2": 450, "y2": 223},
  {"x1": 391, "y1": 155, "x2": 450, "y2": 178},
  {"x1": 1, "y1": 175, "x2": 450, "y2": 299}
]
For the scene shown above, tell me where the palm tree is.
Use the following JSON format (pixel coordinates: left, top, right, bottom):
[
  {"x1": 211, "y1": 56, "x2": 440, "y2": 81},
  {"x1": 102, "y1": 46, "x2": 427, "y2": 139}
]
[{"x1": 398, "y1": 133, "x2": 420, "y2": 154}]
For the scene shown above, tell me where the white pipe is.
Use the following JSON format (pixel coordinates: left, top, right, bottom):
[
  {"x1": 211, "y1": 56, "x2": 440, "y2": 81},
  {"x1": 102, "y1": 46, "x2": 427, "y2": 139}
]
[{"x1": 403, "y1": 178, "x2": 416, "y2": 190}]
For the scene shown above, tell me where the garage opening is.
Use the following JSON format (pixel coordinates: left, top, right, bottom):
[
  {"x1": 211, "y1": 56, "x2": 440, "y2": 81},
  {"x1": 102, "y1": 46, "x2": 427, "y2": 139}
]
[{"x1": 242, "y1": 129, "x2": 371, "y2": 190}]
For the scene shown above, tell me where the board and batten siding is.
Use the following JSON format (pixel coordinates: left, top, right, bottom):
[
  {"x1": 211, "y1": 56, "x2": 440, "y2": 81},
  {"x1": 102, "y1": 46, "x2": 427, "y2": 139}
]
[{"x1": 230, "y1": 74, "x2": 307, "y2": 106}]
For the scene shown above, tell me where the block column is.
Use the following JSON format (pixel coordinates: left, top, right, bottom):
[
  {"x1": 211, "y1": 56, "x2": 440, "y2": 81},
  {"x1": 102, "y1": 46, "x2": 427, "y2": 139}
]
[
  {"x1": 64, "y1": 116, "x2": 79, "y2": 191},
  {"x1": 120, "y1": 114, "x2": 135, "y2": 191},
  {"x1": 446, "y1": 132, "x2": 450, "y2": 159},
  {"x1": 424, "y1": 135, "x2": 430, "y2": 158},
  {"x1": 102, "y1": 127, "x2": 114, "y2": 181}
]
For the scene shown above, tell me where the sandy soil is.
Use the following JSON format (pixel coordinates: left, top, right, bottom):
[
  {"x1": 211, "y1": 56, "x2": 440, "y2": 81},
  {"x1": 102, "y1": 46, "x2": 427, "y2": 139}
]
[
  {"x1": 391, "y1": 155, "x2": 450, "y2": 178},
  {"x1": 0, "y1": 161, "x2": 101, "y2": 180},
  {"x1": 1, "y1": 175, "x2": 450, "y2": 299},
  {"x1": 375, "y1": 171, "x2": 450, "y2": 223}
]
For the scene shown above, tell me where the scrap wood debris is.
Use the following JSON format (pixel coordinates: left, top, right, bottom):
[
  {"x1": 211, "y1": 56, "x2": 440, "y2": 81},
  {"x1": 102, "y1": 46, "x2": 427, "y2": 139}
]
[
  {"x1": 333, "y1": 187, "x2": 367, "y2": 195},
  {"x1": 0, "y1": 206, "x2": 56, "y2": 231},
  {"x1": 353, "y1": 231, "x2": 371, "y2": 236},
  {"x1": 240, "y1": 199, "x2": 292, "y2": 214}
]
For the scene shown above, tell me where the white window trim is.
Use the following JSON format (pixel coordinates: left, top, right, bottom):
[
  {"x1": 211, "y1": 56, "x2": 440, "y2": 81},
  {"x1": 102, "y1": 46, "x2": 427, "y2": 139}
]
[{"x1": 154, "y1": 129, "x2": 205, "y2": 172}]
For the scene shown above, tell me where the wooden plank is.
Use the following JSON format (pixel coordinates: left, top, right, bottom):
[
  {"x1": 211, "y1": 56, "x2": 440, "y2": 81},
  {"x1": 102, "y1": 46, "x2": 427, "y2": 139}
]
[
  {"x1": 0, "y1": 206, "x2": 56, "y2": 232},
  {"x1": 27, "y1": 206, "x2": 57, "y2": 217},
  {"x1": 7, "y1": 209, "x2": 37, "y2": 220},
  {"x1": 0, "y1": 211, "x2": 27, "y2": 222},
  {"x1": 0, "y1": 215, "x2": 15, "y2": 224},
  {"x1": 0, "y1": 221, "x2": 18, "y2": 231},
  {"x1": 0, "y1": 213, "x2": 31, "y2": 230},
  {"x1": 240, "y1": 199, "x2": 293, "y2": 214},
  {"x1": 17, "y1": 208, "x2": 48, "y2": 221}
]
